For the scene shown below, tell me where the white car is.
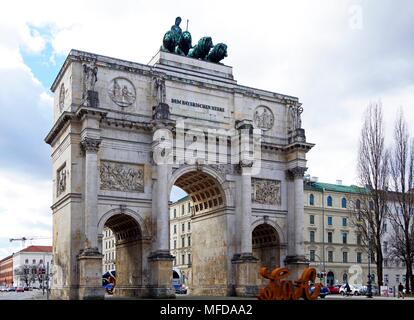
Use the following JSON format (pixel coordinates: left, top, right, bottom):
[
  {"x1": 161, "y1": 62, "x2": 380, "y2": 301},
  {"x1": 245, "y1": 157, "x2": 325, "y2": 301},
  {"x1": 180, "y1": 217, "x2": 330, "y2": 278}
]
[{"x1": 339, "y1": 284, "x2": 360, "y2": 296}]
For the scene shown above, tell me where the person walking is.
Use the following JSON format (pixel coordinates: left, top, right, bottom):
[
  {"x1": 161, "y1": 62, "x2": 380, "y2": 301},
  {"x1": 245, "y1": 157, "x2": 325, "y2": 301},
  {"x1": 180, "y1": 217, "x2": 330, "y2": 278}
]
[{"x1": 398, "y1": 283, "x2": 405, "y2": 299}]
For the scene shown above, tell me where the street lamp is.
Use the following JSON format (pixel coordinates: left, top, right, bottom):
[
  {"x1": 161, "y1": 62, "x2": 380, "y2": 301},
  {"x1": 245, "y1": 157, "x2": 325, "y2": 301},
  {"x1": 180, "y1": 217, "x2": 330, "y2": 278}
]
[{"x1": 367, "y1": 231, "x2": 373, "y2": 298}]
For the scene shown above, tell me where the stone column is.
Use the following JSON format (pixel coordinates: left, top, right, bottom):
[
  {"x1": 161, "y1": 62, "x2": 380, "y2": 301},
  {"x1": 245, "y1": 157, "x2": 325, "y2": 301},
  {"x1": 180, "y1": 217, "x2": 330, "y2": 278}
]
[
  {"x1": 78, "y1": 137, "x2": 103, "y2": 300},
  {"x1": 285, "y1": 166, "x2": 308, "y2": 280},
  {"x1": 148, "y1": 125, "x2": 174, "y2": 298},
  {"x1": 81, "y1": 137, "x2": 101, "y2": 251},
  {"x1": 240, "y1": 161, "x2": 253, "y2": 255}
]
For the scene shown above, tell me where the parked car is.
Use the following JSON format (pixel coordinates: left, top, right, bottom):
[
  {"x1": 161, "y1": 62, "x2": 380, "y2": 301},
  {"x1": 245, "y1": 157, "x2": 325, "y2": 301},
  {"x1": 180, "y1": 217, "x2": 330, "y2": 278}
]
[
  {"x1": 7, "y1": 287, "x2": 16, "y2": 292},
  {"x1": 310, "y1": 285, "x2": 330, "y2": 298},
  {"x1": 339, "y1": 284, "x2": 360, "y2": 296},
  {"x1": 359, "y1": 285, "x2": 379, "y2": 296},
  {"x1": 0, "y1": 286, "x2": 7, "y2": 292},
  {"x1": 16, "y1": 287, "x2": 24, "y2": 292},
  {"x1": 327, "y1": 284, "x2": 341, "y2": 294}
]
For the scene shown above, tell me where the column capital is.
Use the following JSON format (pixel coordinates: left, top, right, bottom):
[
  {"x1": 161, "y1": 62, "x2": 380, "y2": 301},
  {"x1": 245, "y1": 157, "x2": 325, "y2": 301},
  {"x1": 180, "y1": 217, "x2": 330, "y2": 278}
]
[
  {"x1": 81, "y1": 137, "x2": 101, "y2": 153},
  {"x1": 239, "y1": 159, "x2": 254, "y2": 168},
  {"x1": 287, "y1": 167, "x2": 307, "y2": 179}
]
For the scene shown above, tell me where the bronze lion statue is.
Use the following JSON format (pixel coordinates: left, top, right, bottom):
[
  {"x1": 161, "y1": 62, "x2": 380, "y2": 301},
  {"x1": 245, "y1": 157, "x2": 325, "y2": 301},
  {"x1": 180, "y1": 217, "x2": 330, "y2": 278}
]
[
  {"x1": 188, "y1": 36, "x2": 213, "y2": 60},
  {"x1": 206, "y1": 43, "x2": 228, "y2": 63},
  {"x1": 175, "y1": 31, "x2": 192, "y2": 56}
]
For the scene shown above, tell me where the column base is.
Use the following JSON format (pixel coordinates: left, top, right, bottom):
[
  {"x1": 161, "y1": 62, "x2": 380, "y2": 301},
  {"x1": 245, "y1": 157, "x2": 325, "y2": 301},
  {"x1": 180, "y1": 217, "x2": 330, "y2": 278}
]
[
  {"x1": 232, "y1": 253, "x2": 259, "y2": 297},
  {"x1": 114, "y1": 286, "x2": 151, "y2": 298},
  {"x1": 148, "y1": 250, "x2": 175, "y2": 298},
  {"x1": 50, "y1": 287, "x2": 79, "y2": 300},
  {"x1": 78, "y1": 249, "x2": 104, "y2": 300},
  {"x1": 284, "y1": 255, "x2": 309, "y2": 280}
]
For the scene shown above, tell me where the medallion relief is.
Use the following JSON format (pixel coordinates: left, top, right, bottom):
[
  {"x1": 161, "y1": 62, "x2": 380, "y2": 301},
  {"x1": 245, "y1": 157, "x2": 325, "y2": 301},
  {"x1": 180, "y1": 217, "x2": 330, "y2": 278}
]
[
  {"x1": 108, "y1": 77, "x2": 136, "y2": 107},
  {"x1": 254, "y1": 105, "x2": 274, "y2": 130}
]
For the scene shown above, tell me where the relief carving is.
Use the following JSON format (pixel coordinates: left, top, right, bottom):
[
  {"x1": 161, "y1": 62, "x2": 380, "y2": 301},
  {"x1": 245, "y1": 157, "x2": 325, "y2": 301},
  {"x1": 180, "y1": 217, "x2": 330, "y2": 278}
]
[
  {"x1": 252, "y1": 178, "x2": 281, "y2": 205},
  {"x1": 59, "y1": 83, "x2": 65, "y2": 112},
  {"x1": 108, "y1": 77, "x2": 136, "y2": 107},
  {"x1": 56, "y1": 166, "x2": 67, "y2": 197},
  {"x1": 254, "y1": 106, "x2": 274, "y2": 130},
  {"x1": 100, "y1": 161, "x2": 144, "y2": 192}
]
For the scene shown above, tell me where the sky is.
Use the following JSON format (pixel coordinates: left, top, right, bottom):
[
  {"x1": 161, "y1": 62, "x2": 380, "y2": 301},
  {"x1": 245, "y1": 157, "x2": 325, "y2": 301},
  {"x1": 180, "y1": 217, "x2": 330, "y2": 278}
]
[{"x1": 1, "y1": 0, "x2": 414, "y2": 257}]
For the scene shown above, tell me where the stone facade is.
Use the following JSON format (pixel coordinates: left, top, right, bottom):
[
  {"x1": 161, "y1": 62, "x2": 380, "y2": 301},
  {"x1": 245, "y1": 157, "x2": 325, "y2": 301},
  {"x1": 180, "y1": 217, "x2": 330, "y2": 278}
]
[{"x1": 45, "y1": 49, "x2": 314, "y2": 299}]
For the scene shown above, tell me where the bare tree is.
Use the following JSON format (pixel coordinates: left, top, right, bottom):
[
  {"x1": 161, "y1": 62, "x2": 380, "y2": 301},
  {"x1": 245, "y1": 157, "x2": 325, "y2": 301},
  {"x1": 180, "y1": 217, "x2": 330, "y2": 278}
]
[
  {"x1": 388, "y1": 110, "x2": 414, "y2": 293},
  {"x1": 354, "y1": 102, "x2": 389, "y2": 287}
]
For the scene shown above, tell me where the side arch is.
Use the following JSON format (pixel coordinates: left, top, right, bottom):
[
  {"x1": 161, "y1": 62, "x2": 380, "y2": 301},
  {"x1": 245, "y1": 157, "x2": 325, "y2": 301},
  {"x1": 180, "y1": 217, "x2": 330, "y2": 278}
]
[
  {"x1": 98, "y1": 207, "x2": 151, "y2": 240},
  {"x1": 251, "y1": 217, "x2": 286, "y2": 245}
]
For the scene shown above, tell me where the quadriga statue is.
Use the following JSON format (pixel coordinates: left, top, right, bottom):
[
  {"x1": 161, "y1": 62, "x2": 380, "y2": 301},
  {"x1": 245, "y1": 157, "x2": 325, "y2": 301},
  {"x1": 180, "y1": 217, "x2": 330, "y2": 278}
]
[
  {"x1": 188, "y1": 36, "x2": 213, "y2": 60},
  {"x1": 206, "y1": 43, "x2": 228, "y2": 63}
]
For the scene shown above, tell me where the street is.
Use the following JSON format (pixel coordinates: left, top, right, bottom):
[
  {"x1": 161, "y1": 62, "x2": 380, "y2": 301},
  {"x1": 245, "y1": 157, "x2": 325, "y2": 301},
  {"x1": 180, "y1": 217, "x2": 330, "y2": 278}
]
[{"x1": 0, "y1": 290, "x2": 47, "y2": 300}]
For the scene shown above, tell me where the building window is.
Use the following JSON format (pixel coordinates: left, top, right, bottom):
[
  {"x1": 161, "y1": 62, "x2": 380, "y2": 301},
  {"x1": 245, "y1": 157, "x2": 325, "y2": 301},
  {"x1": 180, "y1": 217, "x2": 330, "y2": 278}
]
[
  {"x1": 188, "y1": 221, "x2": 191, "y2": 231},
  {"x1": 383, "y1": 241, "x2": 388, "y2": 254},
  {"x1": 384, "y1": 274, "x2": 389, "y2": 284},
  {"x1": 342, "y1": 217, "x2": 347, "y2": 227},
  {"x1": 310, "y1": 250, "x2": 315, "y2": 262},
  {"x1": 341, "y1": 197, "x2": 347, "y2": 208},
  {"x1": 384, "y1": 258, "x2": 388, "y2": 267},
  {"x1": 39, "y1": 259, "x2": 43, "y2": 264},
  {"x1": 174, "y1": 225, "x2": 177, "y2": 234},
  {"x1": 181, "y1": 237, "x2": 185, "y2": 248},
  {"x1": 182, "y1": 205, "x2": 185, "y2": 215},
  {"x1": 174, "y1": 240, "x2": 177, "y2": 249},
  {"x1": 188, "y1": 202, "x2": 191, "y2": 213},
  {"x1": 343, "y1": 252, "x2": 348, "y2": 263},
  {"x1": 25, "y1": 259, "x2": 28, "y2": 264},
  {"x1": 369, "y1": 201, "x2": 374, "y2": 210},
  {"x1": 309, "y1": 194, "x2": 315, "y2": 206},
  {"x1": 182, "y1": 254, "x2": 185, "y2": 265},
  {"x1": 310, "y1": 215, "x2": 315, "y2": 225},
  {"x1": 357, "y1": 252, "x2": 362, "y2": 263},
  {"x1": 328, "y1": 251, "x2": 333, "y2": 262},
  {"x1": 328, "y1": 232, "x2": 333, "y2": 243},
  {"x1": 327, "y1": 196, "x2": 333, "y2": 207},
  {"x1": 188, "y1": 254, "x2": 191, "y2": 264},
  {"x1": 182, "y1": 223, "x2": 185, "y2": 232},
  {"x1": 33, "y1": 259, "x2": 36, "y2": 265},
  {"x1": 342, "y1": 233, "x2": 348, "y2": 244},
  {"x1": 327, "y1": 216, "x2": 333, "y2": 226},
  {"x1": 310, "y1": 231, "x2": 315, "y2": 243},
  {"x1": 356, "y1": 199, "x2": 361, "y2": 210},
  {"x1": 357, "y1": 234, "x2": 362, "y2": 245},
  {"x1": 396, "y1": 275, "x2": 400, "y2": 283},
  {"x1": 173, "y1": 209, "x2": 176, "y2": 218},
  {"x1": 383, "y1": 223, "x2": 387, "y2": 232},
  {"x1": 188, "y1": 236, "x2": 191, "y2": 247}
]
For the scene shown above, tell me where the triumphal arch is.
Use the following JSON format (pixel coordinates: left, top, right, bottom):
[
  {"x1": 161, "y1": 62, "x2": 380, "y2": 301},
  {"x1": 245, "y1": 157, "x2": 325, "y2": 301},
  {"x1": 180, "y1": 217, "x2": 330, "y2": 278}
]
[{"x1": 45, "y1": 19, "x2": 314, "y2": 299}]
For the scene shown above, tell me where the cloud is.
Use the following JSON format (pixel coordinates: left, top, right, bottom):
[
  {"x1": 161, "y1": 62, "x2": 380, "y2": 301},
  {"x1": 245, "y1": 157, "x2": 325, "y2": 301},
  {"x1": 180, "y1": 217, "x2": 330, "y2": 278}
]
[{"x1": 1, "y1": 0, "x2": 414, "y2": 257}]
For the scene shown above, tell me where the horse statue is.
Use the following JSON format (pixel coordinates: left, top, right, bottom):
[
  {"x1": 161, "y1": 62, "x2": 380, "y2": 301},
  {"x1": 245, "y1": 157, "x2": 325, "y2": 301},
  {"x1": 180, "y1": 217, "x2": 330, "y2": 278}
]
[
  {"x1": 175, "y1": 31, "x2": 192, "y2": 56},
  {"x1": 206, "y1": 43, "x2": 228, "y2": 63},
  {"x1": 188, "y1": 36, "x2": 213, "y2": 60}
]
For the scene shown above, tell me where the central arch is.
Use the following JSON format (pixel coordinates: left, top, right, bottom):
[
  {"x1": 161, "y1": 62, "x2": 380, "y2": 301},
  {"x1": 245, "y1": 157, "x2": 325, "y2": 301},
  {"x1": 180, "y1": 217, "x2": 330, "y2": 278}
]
[{"x1": 169, "y1": 166, "x2": 232, "y2": 296}]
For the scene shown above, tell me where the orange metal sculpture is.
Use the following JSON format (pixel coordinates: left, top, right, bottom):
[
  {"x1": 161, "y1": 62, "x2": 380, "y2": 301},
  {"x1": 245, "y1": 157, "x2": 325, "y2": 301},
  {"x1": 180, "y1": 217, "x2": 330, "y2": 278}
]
[{"x1": 258, "y1": 267, "x2": 321, "y2": 300}]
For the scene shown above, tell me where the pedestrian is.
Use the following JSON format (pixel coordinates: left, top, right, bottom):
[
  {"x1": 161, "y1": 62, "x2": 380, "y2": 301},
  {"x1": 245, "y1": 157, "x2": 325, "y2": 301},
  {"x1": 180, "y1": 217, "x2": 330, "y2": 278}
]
[{"x1": 398, "y1": 283, "x2": 405, "y2": 299}]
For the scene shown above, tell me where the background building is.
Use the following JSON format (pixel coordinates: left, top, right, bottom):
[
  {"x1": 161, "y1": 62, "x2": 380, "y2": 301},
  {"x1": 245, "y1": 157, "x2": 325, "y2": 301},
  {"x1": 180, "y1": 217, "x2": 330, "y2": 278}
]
[
  {"x1": 0, "y1": 255, "x2": 13, "y2": 287},
  {"x1": 169, "y1": 196, "x2": 193, "y2": 287},
  {"x1": 12, "y1": 245, "x2": 53, "y2": 288},
  {"x1": 102, "y1": 227, "x2": 116, "y2": 272},
  {"x1": 304, "y1": 179, "x2": 371, "y2": 286}
]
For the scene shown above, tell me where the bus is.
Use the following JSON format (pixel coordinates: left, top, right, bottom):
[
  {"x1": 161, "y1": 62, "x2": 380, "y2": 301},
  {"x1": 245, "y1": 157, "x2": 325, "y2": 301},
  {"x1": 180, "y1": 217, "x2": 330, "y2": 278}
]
[{"x1": 172, "y1": 268, "x2": 187, "y2": 294}]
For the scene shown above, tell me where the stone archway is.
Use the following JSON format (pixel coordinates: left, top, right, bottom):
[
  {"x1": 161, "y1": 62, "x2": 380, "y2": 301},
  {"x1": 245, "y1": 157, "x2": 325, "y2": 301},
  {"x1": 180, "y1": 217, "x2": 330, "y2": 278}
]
[
  {"x1": 170, "y1": 168, "x2": 231, "y2": 296},
  {"x1": 252, "y1": 224, "x2": 280, "y2": 285},
  {"x1": 102, "y1": 213, "x2": 148, "y2": 297}
]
